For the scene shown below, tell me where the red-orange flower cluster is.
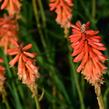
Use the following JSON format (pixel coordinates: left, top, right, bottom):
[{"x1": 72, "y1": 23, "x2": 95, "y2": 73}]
[
  {"x1": 7, "y1": 42, "x2": 39, "y2": 93},
  {"x1": 49, "y1": 0, "x2": 73, "y2": 28},
  {"x1": 0, "y1": 0, "x2": 21, "y2": 16},
  {"x1": 0, "y1": 58, "x2": 5, "y2": 93},
  {"x1": 69, "y1": 21, "x2": 107, "y2": 85},
  {"x1": 0, "y1": 15, "x2": 18, "y2": 54}
]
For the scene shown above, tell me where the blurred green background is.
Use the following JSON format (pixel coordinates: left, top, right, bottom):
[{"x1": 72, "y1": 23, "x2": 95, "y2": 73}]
[{"x1": 0, "y1": 0, "x2": 109, "y2": 109}]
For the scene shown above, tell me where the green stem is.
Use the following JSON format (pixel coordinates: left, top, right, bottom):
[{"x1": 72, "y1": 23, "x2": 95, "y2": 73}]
[
  {"x1": 92, "y1": 0, "x2": 96, "y2": 21},
  {"x1": 79, "y1": 0, "x2": 91, "y2": 19},
  {"x1": 3, "y1": 54, "x2": 12, "y2": 78},
  {"x1": 37, "y1": 0, "x2": 46, "y2": 28},
  {"x1": 34, "y1": 95, "x2": 40, "y2": 109},
  {"x1": 37, "y1": 0, "x2": 49, "y2": 48},
  {"x1": 94, "y1": 85, "x2": 105, "y2": 109},
  {"x1": 2, "y1": 90, "x2": 11, "y2": 109},
  {"x1": 30, "y1": 85, "x2": 41, "y2": 109},
  {"x1": 32, "y1": 0, "x2": 47, "y2": 51},
  {"x1": 3, "y1": 98, "x2": 11, "y2": 109},
  {"x1": 80, "y1": 0, "x2": 96, "y2": 25}
]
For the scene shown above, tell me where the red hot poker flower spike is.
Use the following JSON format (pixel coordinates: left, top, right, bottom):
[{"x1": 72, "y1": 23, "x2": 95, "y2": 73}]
[
  {"x1": 69, "y1": 21, "x2": 107, "y2": 85},
  {"x1": 0, "y1": 15, "x2": 18, "y2": 54},
  {"x1": 0, "y1": 0, "x2": 21, "y2": 17},
  {"x1": 49, "y1": 0, "x2": 73, "y2": 29},
  {"x1": 7, "y1": 42, "x2": 39, "y2": 95}
]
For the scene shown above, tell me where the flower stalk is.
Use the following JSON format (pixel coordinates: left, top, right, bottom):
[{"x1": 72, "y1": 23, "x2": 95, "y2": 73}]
[
  {"x1": 33, "y1": 85, "x2": 41, "y2": 109},
  {"x1": 2, "y1": 90, "x2": 11, "y2": 109},
  {"x1": 92, "y1": 0, "x2": 96, "y2": 21},
  {"x1": 94, "y1": 85, "x2": 105, "y2": 109},
  {"x1": 34, "y1": 93, "x2": 41, "y2": 109},
  {"x1": 37, "y1": 0, "x2": 46, "y2": 28},
  {"x1": 32, "y1": 0, "x2": 47, "y2": 51}
]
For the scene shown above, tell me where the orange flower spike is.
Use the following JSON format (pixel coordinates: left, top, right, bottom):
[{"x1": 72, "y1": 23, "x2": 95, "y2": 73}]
[
  {"x1": 0, "y1": 0, "x2": 21, "y2": 16},
  {"x1": 7, "y1": 43, "x2": 35, "y2": 67},
  {"x1": 7, "y1": 42, "x2": 39, "y2": 94},
  {"x1": 69, "y1": 21, "x2": 107, "y2": 85},
  {"x1": 25, "y1": 61, "x2": 39, "y2": 83},
  {"x1": 0, "y1": 15, "x2": 18, "y2": 54},
  {"x1": 49, "y1": 0, "x2": 73, "y2": 28}
]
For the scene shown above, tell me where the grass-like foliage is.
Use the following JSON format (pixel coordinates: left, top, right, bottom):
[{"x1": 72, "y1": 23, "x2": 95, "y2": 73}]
[{"x1": 0, "y1": 0, "x2": 109, "y2": 109}]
